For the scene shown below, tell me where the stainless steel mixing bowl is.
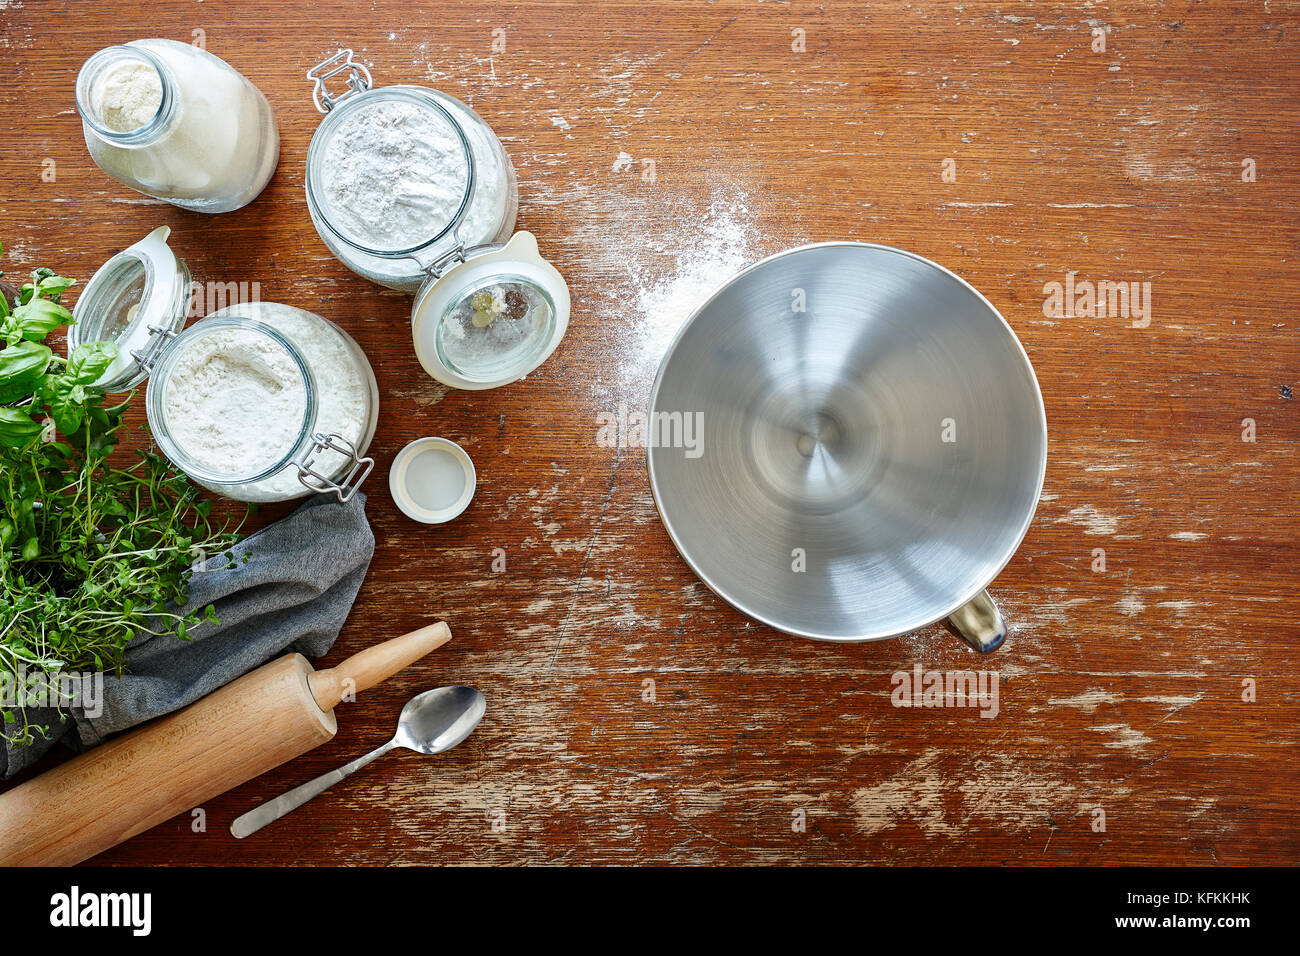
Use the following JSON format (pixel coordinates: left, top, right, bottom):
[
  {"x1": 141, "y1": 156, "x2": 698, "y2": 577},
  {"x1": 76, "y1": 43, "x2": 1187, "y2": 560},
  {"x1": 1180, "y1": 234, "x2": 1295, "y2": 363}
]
[{"x1": 646, "y1": 242, "x2": 1047, "y2": 651}]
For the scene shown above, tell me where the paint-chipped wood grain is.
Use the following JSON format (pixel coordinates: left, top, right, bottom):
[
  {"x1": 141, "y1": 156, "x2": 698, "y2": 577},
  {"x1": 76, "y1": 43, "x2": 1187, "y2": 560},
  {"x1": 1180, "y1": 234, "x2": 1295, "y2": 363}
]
[{"x1": 0, "y1": 0, "x2": 1296, "y2": 865}]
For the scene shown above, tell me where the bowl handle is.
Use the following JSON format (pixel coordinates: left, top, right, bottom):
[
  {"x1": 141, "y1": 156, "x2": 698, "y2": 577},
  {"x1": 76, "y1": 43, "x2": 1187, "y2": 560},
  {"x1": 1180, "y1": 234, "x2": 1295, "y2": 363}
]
[{"x1": 946, "y1": 590, "x2": 1005, "y2": 653}]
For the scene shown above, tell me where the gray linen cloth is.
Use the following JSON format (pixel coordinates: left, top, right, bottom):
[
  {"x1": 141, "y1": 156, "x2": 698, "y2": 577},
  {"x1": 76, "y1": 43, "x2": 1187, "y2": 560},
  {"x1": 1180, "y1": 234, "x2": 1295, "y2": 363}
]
[{"x1": 1, "y1": 492, "x2": 374, "y2": 778}]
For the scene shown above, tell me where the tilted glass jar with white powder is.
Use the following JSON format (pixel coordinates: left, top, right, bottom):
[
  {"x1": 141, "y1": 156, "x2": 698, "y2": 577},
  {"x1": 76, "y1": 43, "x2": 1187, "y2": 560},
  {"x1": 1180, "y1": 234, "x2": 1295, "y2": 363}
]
[
  {"x1": 76, "y1": 40, "x2": 279, "y2": 213},
  {"x1": 68, "y1": 228, "x2": 379, "y2": 503},
  {"x1": 302, "y1": 49, "x2": 518, "y2": 292}
]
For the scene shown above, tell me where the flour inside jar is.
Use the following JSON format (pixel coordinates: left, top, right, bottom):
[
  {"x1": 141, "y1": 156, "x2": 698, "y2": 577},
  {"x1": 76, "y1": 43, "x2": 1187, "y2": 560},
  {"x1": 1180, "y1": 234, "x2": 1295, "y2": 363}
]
[
  {"x1": 161, "y1": 327, "x2": 308, "y2": 477},
  {"x1": 318, "y1": 97, "x2": 506, "y2": 253}
]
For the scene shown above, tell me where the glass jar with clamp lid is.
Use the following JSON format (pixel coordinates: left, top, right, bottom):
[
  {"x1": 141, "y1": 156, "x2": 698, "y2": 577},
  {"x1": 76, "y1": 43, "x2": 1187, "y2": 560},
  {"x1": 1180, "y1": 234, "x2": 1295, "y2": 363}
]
[{"x1": 66, "y1": 227, "x2": 379, "y2": 503}]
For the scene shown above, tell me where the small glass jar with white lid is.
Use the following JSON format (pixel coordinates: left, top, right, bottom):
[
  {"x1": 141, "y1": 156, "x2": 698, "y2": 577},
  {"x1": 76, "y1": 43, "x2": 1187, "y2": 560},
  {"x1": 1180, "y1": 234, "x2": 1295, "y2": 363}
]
[
  {"x1": 410, "y1": 231, "x2": 571, "y2": 390},
  {"x1": 302, "y1": 49, "x2": 519, "y2": 292},
  {"x1": 67, "y1": 227, "x2": 379, "y2": 503},
  {"x1": 75, "y1": 39, "x2": 279, "y2": 213}
]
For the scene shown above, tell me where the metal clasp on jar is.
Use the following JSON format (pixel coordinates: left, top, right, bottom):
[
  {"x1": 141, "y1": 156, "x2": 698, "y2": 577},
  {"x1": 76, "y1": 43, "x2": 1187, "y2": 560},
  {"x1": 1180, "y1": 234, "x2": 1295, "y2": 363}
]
[
  {"x1": 295, "y1": 432, "x2": 374, "y2": 503},
  {"x1": 130, "y1": 323, "x2": 179, "y2": 374},
  {"x1": 411, "y1": 222, "x2": 472, "y2": 282},
  {"x1": 307, "y1": 49, "x2": 373, "y2": 113}
]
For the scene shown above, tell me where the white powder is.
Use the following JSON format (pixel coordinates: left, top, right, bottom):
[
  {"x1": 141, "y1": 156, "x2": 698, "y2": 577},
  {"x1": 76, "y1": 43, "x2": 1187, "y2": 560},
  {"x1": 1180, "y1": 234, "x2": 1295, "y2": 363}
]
[
  {"x1": 616, "y1": 192, "x2": 759, "y2": 393},
  {"x1": 630, "y1": 198, "x2": 755, "y2": 352},
  {"x1": 163, "y1": 304, "x2": 375, "y2": 501},
  {"x1": 91, "y1": 61, "x2": 162, "y2": 132},
  {"x1": 80, "y1": 40, "x2": 278, "y2": 211},
  {"x1": 320, "y1": 95, "x2": 508, "y2": 253},
  {"x1": 163, "y1": 328, "x2": 307, "y2": 477},
  {"x1": 228, "y1": 303, "x2": 374, "y2": 500}
]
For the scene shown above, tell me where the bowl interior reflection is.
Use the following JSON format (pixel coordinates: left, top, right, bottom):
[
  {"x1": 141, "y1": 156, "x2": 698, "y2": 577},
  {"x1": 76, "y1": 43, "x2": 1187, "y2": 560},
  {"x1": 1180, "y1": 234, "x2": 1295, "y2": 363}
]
[{"x1": 647, "y1": 243, "x2": 1047, "y2": 642}]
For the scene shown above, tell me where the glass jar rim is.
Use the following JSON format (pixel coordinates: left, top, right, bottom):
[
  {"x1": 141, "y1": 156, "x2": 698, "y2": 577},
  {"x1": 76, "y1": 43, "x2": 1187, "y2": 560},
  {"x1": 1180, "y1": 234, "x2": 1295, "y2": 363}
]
[
  {"x1": 144, "y1": 316, "x2": 318, "y2": 485},
  {"x1": 433, "y1": 271, "x2": 558, "y2": 383},
  {"x1": 75, "y1": 44, "x2": 176, "y2": 144},
  {"x1": 304, "y1": 85, "x2": 477, "y2": 261}
]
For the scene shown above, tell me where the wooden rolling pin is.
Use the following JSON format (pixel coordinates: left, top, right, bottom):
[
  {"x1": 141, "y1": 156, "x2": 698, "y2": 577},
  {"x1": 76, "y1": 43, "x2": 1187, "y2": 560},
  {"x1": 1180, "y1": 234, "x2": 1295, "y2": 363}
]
[{"x1": 0, "y1": 621, "x2": 451, "y2": 866}]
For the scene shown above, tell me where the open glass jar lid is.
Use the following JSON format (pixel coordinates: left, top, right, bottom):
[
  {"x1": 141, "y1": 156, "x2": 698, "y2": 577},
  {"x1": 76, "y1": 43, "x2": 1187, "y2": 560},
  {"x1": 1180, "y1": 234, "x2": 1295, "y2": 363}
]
[
  {"x1": 411, "y1": 231, "x2": 570, "y2": 390},
  {"x1": 66, "y1": 225, "x2": 190, "y2": 391},
  {"x1": 302, "y1": 49, "x2": 519, "y2": 292},
  {"x1": 66, "y1": 228, "x2": 377, "y2": 503}
]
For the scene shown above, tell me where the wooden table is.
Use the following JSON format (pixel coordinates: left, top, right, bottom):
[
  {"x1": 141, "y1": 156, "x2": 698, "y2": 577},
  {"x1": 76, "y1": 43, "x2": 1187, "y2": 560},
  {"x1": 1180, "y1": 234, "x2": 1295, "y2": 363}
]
[{"x1": 1, "y1": 0, "x2": 1296, "y2": 866}]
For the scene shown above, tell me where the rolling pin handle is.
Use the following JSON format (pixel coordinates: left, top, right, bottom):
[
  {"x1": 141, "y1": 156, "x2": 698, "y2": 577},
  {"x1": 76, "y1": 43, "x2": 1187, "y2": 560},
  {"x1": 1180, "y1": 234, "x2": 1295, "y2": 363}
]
[{"x1": 308, "y1": 621, "x2": 453, "y2": 711}]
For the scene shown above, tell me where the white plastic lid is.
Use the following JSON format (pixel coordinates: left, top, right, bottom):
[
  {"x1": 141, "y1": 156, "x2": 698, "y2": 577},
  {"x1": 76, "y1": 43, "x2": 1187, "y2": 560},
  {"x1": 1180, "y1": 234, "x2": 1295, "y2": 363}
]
[
  {"x1": 389, "y1": 437, "x2": 476, "y2": 524},
  {"x1": 411, "y1": 231, "x2": 569, "y2": 390}
]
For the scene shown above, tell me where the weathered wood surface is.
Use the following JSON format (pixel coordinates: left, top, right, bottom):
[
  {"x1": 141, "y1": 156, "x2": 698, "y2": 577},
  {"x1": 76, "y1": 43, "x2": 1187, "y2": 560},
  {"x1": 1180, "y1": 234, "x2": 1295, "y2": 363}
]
[{"x1": 0, "y1": 0, "x2": 1296, "y2": 865}]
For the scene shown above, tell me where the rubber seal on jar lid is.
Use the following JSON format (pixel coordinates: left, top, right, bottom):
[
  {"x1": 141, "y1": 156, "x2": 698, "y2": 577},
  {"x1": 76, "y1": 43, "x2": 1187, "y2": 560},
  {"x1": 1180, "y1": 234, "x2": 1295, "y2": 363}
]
[
  {"x1": 410, "y1": 231, "x2": 570, "y2": 391},
  {"x1": 389, "y1": 437, "x2": 476, "y2": 524},
  {"x1": 67, "y1": 225, "x2": 192, "y2": 392}
]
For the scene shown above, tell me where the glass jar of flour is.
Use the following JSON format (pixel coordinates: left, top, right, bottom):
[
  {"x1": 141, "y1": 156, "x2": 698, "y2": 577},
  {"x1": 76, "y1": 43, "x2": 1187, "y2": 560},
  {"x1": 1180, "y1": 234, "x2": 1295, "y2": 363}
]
[
  {"x1": 75, "y1": 40, "x2": 279, "y2": 213},
  {"x1": 67, "y1": 227, "x2": 379, "y2": 503},
  {"x1": 302, "y1": 49, "x2": 519, "y2": 292}
]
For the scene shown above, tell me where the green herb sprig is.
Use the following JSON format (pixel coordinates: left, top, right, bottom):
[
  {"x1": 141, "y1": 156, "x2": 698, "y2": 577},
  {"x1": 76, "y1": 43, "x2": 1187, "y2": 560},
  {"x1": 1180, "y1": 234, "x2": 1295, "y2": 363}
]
[{"x1": 0, "y1": 244, "x2": 247, "y2": 745}]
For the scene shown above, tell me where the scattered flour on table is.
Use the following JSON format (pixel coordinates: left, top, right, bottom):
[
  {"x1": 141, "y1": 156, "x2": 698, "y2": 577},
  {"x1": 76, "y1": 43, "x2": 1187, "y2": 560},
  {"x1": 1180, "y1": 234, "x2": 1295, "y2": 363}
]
[{"x1": 612, "y1": 190, "x2": 760, "y2": 392}]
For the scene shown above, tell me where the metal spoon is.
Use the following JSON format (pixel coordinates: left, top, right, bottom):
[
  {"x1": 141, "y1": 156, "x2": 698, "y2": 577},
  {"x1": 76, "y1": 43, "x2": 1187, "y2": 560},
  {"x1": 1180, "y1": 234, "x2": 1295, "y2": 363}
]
[{"x1": 231, "y1": 685, "x2": 486, "y2": 839}]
